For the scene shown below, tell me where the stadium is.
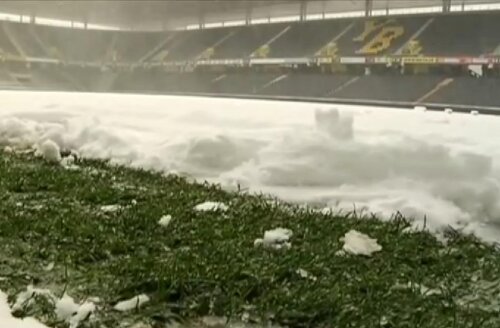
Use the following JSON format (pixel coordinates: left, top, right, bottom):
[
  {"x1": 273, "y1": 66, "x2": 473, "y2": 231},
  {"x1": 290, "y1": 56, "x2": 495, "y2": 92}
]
[
  {"x1": 1, "y1": 0, "x2": 500, "y2": 109},
  {"x1": 1, "y1": 1, "x2": 500, "y2": 327}
]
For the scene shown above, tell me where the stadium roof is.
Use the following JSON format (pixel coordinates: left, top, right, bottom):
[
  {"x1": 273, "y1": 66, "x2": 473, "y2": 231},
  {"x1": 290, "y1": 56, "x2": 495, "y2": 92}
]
[
  {"x1": 0, "y1": 0, "x2": 294, "y2": 29},
  {"x1": 1, "y1": 0, "x2": 500, "y2": 31}
]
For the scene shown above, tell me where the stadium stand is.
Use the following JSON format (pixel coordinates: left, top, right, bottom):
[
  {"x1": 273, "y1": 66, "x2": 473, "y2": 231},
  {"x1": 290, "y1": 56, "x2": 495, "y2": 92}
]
[
  {"x1": 0, "y1": 67, "x2": 21, "y2": 89},
  {"x1": 330, "y1": 74, "x2": 446, "y2": 102},
  {"x1": 27, "y1": 66, "x2": 75, "y2": 90},
  {"x1": 335, "y1": 16, "x2": 429, "y2": 56},
  {"x1": 266, "y1": 20, "x2": 348, "y2": 58},
  {"x1": 2, "y1": 10, "x2": 500, "y2": 110},
  {"x1": 0, "y1": 22, "x2": 21, "y2": 57},
  {"x1": 0, "y1": 12, "x2": 496, "y2": 61},
  {"x1": 111, "y1": 31, "x2": 164, "y2": 63},
  {"x1": 211, "y1": 72, "x2": 281, "y2": 94},
  {"x1": 418, "y1": 13, "x2": 500, "y2": 56},
  {"x1": 34, "y1": 25, "x2": 112, "y2": 62},
  {"x1": 161, "y1": 29, "x2": 230, "y2": 61},
  {"x1": 113, "y1": 70, "x2": 218, "y2": 93},
  {"x1": 261, "y1": 73, "x2": 355, "y2": 98},
  {"x1": 211, "y1": 24, "x2": 287, "y2": 59},
  {"x1": 3, "y1": 22, "x2": 48, "y2": 58},
  {"x1": 426, "y1": 77, "x2": 500, "y2": 108}
]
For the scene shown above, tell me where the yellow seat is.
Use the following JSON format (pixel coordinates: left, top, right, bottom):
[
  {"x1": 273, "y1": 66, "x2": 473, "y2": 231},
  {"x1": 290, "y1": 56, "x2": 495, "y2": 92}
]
[
  {"x1": 315, "y1": 41, "x2": 338, "y2": 58},
  {"x1": 199, "y1": 47, "x2": 215, "y2": 59},
  {"x1": 252, "y1": 44, "x2": 270, "y2": 58},
  {"x1": 402, "y1": 40, "x2": 423, "y2": 56}
]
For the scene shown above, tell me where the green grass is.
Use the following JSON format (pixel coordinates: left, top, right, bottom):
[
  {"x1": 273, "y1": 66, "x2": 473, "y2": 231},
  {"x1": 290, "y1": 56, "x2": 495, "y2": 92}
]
[{"x1": 1, "y1": 150, "x2": 500, "y2": 327}]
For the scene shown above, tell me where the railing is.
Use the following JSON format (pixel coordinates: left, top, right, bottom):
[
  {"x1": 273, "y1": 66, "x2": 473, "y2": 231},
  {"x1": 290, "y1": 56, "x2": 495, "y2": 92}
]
[{"x1": 2, "y1": 54, "x2": 499, "y2": 68}]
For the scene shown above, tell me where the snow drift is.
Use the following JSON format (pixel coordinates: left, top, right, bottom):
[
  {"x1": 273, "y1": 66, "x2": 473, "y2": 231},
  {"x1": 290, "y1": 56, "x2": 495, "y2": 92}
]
[
  {"x1": 2, "y1": 91, "x2": 500, "y2": 242},
  {"x1": 0, "y1": 290, "x2": 48, "y2": 328}
]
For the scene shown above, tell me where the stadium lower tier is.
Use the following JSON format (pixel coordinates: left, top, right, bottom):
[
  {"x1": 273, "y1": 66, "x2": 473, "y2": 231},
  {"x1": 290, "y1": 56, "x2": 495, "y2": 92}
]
[{"x1": 1, "y1": 66, "x2": 499, "y2": 109}]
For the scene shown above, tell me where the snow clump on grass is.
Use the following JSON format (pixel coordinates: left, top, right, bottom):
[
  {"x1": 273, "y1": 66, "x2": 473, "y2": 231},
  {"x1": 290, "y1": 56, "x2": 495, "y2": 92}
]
[
  {"x1": 38, "y1": 139, "x2": 61, "y2": 163},
  {"x1": 194, "y1": 201, "x2": 228, "y2": 212},
  {"x1": 113, "y1": 294, "x2": 150, "y2": 312},
  {"x1": 339, "y1": 230, "x2": 382, "y2": 256},
  {"x1": 254, "y1": 228, "x2": 293, "y2": 250}
]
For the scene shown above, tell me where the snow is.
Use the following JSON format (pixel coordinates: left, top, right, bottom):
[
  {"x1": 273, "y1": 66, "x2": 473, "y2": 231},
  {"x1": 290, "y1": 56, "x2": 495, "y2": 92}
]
[
  {"x1": 38, "y1": 139, "x2": 61, "y2": 163},
  {"x1": 43, "y1": 262, "x2": 55, "y2": 272},
  {"x1": 418, "y1": 284, "x2": 442, "y2": 296},
  {"x1": 61, "y1": 154, "x2": 76, "y2": 167},
  {"x1": 296, "y1": 268, "x2": 317, "y2": 281},
  {"x1": 113, "y1": 294, "x2": 150, "y2": 312},
  {"x1": 55, "y1": 294, "x2": 80, "y2": 321},
  {"x1": 194, "y1": 201, "x2": 228, "y2": 212},
  {"x1": 158, "y1": 214, "x2": 172, "y2": 227},
  {"x1": 254, "y1": 228, "x2": 293, "y2": 250},
  {"x1": 55, "y1": 294, "x2": 96, "y2": 328},
  {"x1": 0, "y1": 290, "x2": 48, "y2": 328},
  {"x1": 2, "y1": 91, "x2": 500, "y2": 242},
  {"x1": 340, "y1": 230, "x2": 382, "y2": 256},
  {"x1": 12, "y1": 285, "x2": 56, "y2": 311},
  {"x1": 100, "y1": 204, "x2": 121, "y2": 213},
  {"x1": 69, "y1": 302, "x2": 96, "y2": 328}
]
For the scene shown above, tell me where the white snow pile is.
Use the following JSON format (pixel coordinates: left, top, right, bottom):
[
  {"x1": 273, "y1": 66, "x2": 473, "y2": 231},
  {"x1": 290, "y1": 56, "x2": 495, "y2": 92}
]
[
  {"x1": 339, "y1": 230, "x2": 382, "y2": 256},
  {"x1": 418, "y1": 284, "x2": 442, "y2": 296},
  {"x1": 37, "y1": 139, "x2": 61, "y2": 163},
  {"x1": 43, "y1": 262, "x2": 55, "y2": 272},
  {"x1": 194, "y1": 201, "x2": 228, "y2": 212},
  {"x1": 12, "y1": 285, "x2": 56, "y2": 312},
  {"x1": 158, "y1": 214, "x2": 173, "y2": 227},
  {"x1": 55, "y1": 294, "x2": 96, "y2": 328},
  {"x1": 296, "y1": 269, "x2": 317, "y2": 282},
  {"x1": 0, "y1": 290, "x2": 48, "y2": 328},
  {"x1": 314, "y1": 108, "x2": 353, "y2": 140},
  {"x1": 100, "y1": 204, "x2": 121, "y2": 213},
  {"x1": 13, "y1": 137, "x2": 78, "y2": 169},
  {"x1": 0, "y1": 286, "x2": 96, "y2": 328},
  {"x1": 254, "y1": 228, "x2": 293, "y2": 250},
  {"x1": 3, "y1": 91, "x2": 500, "y2": 242},
  {"x1": 60, "y1": 154, "x2": 78, "y2": 170},
  {"x1": 113, "y1": 294, "x2": 150, "y2": 312}
]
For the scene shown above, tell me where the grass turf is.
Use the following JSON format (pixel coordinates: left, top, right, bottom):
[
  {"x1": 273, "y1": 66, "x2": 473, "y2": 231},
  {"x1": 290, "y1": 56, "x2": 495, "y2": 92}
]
[{"x1": 0, "y1": 150, "x2": 499, "y2": 327}]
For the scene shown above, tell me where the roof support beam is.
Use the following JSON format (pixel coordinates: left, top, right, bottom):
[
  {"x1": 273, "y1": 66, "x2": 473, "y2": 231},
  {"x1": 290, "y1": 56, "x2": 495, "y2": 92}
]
[
  {"x1": 365, "y1": 0, "x2": 373, "y2": 17},
  {"x1": 245, "y1": 1, "x2": 252, "y2": 25},
  {"x1": 442, "y1": 0, "x2": 452, "y2": 12},
  {"x1": 300, "y1": 1, "x2": 307, "y2": 22},
  {"x1": 198, "y1": 2, "x2": 206, "y2": 29}
]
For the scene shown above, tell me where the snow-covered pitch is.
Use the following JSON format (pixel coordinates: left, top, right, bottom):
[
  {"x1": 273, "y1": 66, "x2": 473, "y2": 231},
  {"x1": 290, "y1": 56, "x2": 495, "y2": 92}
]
[{"x1": 2, "y1": 91, "x2": 500, "y2": 242}]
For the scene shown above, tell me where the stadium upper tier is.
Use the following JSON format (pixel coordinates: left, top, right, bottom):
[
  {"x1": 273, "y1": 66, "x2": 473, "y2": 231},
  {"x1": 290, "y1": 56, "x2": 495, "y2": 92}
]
[{"x1": 1, "y1": 11, "x2": 500, "y2": 63}]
